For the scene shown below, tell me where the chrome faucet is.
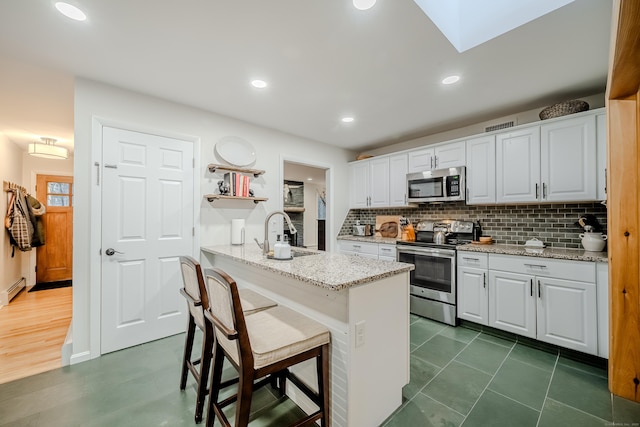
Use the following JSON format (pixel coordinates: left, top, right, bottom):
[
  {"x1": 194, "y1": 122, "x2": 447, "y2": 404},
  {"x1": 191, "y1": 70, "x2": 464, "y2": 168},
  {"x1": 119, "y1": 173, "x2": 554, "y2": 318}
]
[{"x1": 260, "y1": 210, "x2": 297, "y2": 255}]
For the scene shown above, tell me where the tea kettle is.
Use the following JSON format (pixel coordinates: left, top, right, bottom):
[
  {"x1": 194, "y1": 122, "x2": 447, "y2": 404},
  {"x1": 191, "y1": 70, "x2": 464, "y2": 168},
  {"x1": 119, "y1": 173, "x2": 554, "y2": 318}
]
[{"x1": 433, "y1": 225, "x2": 450, "y2": 245}]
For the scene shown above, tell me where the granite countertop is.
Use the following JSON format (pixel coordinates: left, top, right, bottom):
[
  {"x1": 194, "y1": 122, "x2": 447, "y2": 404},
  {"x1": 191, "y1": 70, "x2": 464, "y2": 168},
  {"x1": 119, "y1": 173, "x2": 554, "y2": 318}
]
[
  {"x1": 337, "y1": 235, "x2": 400, "y2": 244},
  {"x1": 457, "y1": 243, "x2": 608, "y2": 262},
  {"x1": 201, "y1": 245, "x2": 414, "y2": 291}
]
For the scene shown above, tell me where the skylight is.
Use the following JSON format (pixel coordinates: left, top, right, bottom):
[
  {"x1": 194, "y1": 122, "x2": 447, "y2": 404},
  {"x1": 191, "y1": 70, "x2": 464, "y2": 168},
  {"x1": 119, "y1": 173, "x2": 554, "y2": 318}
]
[{"x1": 412, "y1": 0, "x2": 575, "y2": 53}]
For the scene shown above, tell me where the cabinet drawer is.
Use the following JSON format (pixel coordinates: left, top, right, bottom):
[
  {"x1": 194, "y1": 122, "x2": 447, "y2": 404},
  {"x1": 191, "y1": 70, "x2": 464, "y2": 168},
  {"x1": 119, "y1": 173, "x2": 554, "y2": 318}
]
[
  {"x1": 378, "y1": 244, "x2": 396, "y2": 259},
  {"x1": 338, "y1": 241, "x2": 378, "y2": 256},
  {"x1": 489, "y1": 254, "x2": 595, "y2": 283},
  {"x1": 457, "y1": 251, "x2": 488, "y2": 268}
]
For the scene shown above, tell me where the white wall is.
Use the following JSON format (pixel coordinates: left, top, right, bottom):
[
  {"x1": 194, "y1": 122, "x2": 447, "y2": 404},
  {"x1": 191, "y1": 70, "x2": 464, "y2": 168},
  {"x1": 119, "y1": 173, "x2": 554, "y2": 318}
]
[
  {"x1": 73, "y1": 78, "x2": 354, "y2": 361},
  {"x1": 0, "y1": 134, "x2": 26, "y2": 303},
  {"x1": 365, "y1": 92, "x2": 606, "y2": 156},
  {"x1": 303, "y1": 182, "x2": 324, "y2": 249}
]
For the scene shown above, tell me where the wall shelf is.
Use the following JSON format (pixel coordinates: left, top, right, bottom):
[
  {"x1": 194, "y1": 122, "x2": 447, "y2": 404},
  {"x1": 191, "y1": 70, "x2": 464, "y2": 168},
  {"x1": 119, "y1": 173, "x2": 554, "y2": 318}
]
[
  {"x1": 207, "y1": 163, "x2": 265, "y2": 178},
  {"x1": 204, "y1": 194, "x2": 268, "y2": 204},
  {"x1": 284, "y1": 207, "x2": 305, "y2": 213}
]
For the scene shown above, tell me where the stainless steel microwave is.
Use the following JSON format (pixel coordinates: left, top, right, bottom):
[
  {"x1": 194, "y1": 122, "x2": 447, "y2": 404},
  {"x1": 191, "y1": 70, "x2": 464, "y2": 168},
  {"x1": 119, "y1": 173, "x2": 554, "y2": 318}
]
[{"x1": 407, "y1": 167, "x2": 466, "y2": 203}]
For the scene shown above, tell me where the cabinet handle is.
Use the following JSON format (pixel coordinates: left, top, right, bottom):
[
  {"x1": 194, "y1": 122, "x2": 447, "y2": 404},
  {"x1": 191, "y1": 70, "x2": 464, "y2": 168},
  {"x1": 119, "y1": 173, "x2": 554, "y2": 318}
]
[
  {"x1": 524, "y1": 263, "x2": 547, "y2": 269},
  {"x1": 353, "y1": 244, "x2": 361, "y2": 248},
  {"x1": 604, "y1": 168, "x2": 607, "y2": 195},
  {"x1": 463, "y1": 257, "x2": 480, "y2": 261},
  {"x1": 466, "y1": 187, "x2": 470, "y2": 201},
  {"x1": 538, "y1": 280, "x2": 541, "y2": 298},
  {"x1": 94, "y1": 162, "x2": 100, "y2": 185},
  {"x1": 435, "y1": 156, "x2": 438, "y2": 168},
  {"x1": 430, "y1": 156, "x2": 434, "y2": 169},
  {"x1": 543, "y1": 183, "x2": 547, "y2": 199},
  {"x1": 535, "y1": 183, "x2": 539, "y2": 199},
  {"x1": 530, "y1": 279, "x2": 533, "y2": 297},
  {"x1": 483, "y1": 272, "x2": 486, "y2": 289},
  {"x1": 404, "y1": 194, "x2": 407, "y2": 204}
]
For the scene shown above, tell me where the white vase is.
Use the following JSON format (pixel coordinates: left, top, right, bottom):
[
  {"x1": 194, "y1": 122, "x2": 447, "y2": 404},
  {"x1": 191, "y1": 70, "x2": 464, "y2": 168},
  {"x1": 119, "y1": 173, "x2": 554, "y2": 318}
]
[{"x1": 579, "y1": 232, "x2": 607, "y2": 252}]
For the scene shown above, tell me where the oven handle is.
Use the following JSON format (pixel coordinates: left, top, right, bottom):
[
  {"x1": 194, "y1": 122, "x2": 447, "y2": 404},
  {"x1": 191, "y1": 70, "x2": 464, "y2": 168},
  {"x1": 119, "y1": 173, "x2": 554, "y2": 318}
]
[{"x1": 396, "y1": 247, "x2": 456, "y2": 259}]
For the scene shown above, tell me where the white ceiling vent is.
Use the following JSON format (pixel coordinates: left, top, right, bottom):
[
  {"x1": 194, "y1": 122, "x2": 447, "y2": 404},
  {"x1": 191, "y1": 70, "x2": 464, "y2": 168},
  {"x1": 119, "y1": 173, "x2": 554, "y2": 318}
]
[{"x1": 485, "y1": 121, "x2": 515, "y2": 132}]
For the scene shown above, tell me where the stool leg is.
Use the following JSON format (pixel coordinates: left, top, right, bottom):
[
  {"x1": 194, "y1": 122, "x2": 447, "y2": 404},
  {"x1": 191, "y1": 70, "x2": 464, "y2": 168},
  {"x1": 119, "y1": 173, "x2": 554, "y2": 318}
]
[
  {"x1": 235, "y1": 368, "x2": 254, "y2": 427},
  {"x1": 317, "y1": 344, "x2": 330, "y2": 427},
  {"x1": 180, "y1": 315, "x2": 196, "y2": 390},
  {"x1": 206, "y1": 345, "x2": 225, "y2": 427},
  {"x1": 195, "y1": 327, "x2": 214, "y2": 423}
]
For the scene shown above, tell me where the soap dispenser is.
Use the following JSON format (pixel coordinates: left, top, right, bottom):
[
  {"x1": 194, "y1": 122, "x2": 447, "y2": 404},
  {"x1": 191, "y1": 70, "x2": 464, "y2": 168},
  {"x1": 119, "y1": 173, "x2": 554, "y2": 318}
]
[
  {"x1": 281, "y1": 235, "x2": 292, "y2": 259},
  {"x1": 274, "y1": 234, "x2": 284, "y2": 259}
]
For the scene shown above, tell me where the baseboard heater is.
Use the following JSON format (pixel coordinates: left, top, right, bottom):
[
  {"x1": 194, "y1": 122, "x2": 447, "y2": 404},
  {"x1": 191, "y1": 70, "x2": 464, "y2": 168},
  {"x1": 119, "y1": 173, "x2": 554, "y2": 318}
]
[{"x1": 1, "y1": 277, "x2": 26, "y2": 306}]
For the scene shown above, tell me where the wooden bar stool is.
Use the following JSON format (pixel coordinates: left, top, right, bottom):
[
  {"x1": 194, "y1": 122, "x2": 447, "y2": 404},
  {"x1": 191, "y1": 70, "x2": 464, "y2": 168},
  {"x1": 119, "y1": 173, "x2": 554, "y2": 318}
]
[
  {"x1": 204, "y1": 268, "x2": 331, "y2": 427},
  {"x1": 178, "y1": 256, "x2": 277, "y2": 423}
]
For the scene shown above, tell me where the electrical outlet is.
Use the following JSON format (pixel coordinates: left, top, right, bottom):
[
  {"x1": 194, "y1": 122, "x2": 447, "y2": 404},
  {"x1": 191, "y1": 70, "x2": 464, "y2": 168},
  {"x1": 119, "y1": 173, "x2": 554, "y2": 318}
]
[{"x1": 355, "y1": 320, "x2": 365, "y2": 347}]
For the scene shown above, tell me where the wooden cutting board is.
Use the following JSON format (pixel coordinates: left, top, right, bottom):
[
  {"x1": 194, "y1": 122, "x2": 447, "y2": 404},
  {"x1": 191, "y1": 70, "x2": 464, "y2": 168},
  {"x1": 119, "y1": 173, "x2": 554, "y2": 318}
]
[{"x1": 375, "y1": 215, "x2": 401, "y2": 238}]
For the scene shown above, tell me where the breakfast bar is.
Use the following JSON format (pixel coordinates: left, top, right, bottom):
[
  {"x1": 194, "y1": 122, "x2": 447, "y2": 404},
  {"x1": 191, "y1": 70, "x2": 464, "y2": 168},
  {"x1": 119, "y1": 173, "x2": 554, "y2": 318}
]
[{"x1": 200, "y1": 245, "x2": 413, "y2": 427}]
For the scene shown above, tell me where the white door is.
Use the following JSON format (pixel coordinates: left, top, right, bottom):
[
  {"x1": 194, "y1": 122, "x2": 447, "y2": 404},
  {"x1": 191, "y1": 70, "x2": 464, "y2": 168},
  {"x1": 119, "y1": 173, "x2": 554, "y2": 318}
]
[
  {"x1": 101, "y1": 127, "x2": 194, "y2": 354},
  {"x1": 389, "y1": 154, "x2": 408, "y2": 207},
  {"x1": 369, "y1": 157, "x2": 390, "y2": 208},
  {"x1": 349, "y1": 161, "x2": 370, "y2": 208},
  {"x1": 496, "y1": 127, "x2": 540, "y2": 203},
  {"x1": 536, "y1": 276, "x2": 597, "y2": 355},
  {"x1": 489, "y1": 270, "x2": 536, "y2": 338},
  {"x1": 457, "y1": 266, "x2": 489, "y2": 325},
  {"x1": 408, "y1": 148, "x2": 434, "y2": 173},
  {"x1": 540, "y1": 115, "x2": 597, "y2": 202},
  {"x1": 466, "y1": 135, "x2": 496, "y2": 204},
  {"x1": 434, "y1": 141, "x2": 466, "y2": 169}
]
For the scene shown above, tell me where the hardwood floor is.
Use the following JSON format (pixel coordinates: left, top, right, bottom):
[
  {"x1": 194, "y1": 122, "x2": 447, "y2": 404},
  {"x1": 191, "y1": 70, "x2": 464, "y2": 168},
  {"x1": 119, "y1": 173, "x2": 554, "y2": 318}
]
[{"x1": 0, "y1": 286, "x2": 72, "y2": 384}]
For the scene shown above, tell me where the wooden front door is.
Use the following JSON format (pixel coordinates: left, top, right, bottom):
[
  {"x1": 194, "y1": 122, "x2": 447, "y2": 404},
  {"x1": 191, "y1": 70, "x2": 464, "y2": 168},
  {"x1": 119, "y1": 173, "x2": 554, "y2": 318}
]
[{"x1": 36, "y1": 175, "x2": 73, "y2": 283}]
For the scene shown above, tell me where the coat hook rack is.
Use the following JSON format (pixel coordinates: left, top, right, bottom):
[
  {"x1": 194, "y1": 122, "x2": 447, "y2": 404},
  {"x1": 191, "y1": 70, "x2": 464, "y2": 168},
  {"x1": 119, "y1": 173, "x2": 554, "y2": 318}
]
[{"x1": 3, "y1": 180, "x2": 27, "y2": 194}]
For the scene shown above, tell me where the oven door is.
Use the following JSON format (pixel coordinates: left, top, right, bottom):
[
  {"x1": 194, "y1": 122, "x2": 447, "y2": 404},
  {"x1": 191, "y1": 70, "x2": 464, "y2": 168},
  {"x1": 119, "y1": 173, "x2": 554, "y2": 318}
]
[{"x1": 397, "y1": 246, "x2": 456, "y2": 304}]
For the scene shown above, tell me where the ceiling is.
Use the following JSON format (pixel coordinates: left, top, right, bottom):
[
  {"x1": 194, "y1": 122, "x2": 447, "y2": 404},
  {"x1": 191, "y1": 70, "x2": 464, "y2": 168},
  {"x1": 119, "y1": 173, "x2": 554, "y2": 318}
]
[{"x1": 0, "y1": 0, "x2": 612, "y2": 155}]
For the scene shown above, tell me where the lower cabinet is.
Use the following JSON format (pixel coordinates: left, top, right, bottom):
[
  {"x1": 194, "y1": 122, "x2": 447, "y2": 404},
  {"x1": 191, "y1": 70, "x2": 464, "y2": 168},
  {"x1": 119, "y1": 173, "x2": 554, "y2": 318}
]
[
  {"x1": 338, "y1": 240, "x2": 397, "y2": 261},
  {"x1": 458, "y1": 251, "x2": 601, "y2": 356}
]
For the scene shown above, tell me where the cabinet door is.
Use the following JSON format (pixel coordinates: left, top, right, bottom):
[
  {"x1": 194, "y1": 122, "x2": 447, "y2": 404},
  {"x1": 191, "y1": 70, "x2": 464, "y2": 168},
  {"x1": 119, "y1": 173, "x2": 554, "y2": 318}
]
[
  {"x1": 536, "y1": 276, "x2": 597, "y2": 355},
  {"x1": 596, "y1": 113, "x2": 607, "y2": 202},
  {"x1": 540, "y1": 115, "x2": 597, "y2": 202},
  {"x1": 466, "y1": 135, "x2": 496, "y2": 204},
  {"x1": 596, "y1": 262, "x2": 608, "y2": 358},
  {"x1": 489, "y1": 270, "x2": 536, "y2": 338},
  {"x1": 496, "y1": 127, "x2": 540, "y2": 203},
  {"x1": 389, "y1": 154, "x2": 409, "y2": 206},
  {"x1": 435, "y1": 141, "x2": 466, "y2": 169},
  {"x1": 349, "y1": 161, "x2": 370, "y2": 208},
  {"x1": 408, "y1": 148, "x2": 434, "y2": 173},
  {"x1": 369, "y1": 157, "x2": 390, "y2": 207},
  {"x1": 457, "y1": 266, "x2": 489, "y2": 325}
]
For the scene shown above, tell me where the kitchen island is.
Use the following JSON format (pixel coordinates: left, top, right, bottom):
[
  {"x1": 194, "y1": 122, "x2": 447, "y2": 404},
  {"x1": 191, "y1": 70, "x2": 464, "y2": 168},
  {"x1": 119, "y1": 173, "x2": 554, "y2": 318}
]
[{"x1": 200, "y1": 245, "x2": 413, "y2": 427}]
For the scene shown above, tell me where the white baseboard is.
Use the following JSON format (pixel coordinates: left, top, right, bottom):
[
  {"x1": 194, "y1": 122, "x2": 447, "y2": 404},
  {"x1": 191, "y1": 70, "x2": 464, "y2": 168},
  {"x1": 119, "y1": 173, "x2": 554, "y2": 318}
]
[{"x1": 70, "y1": 351, "x2": 91, "y2": 365}]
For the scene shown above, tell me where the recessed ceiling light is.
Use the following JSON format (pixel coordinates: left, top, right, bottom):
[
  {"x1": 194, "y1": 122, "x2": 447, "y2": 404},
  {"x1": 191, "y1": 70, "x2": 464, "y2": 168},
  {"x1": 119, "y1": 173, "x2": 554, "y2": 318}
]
[
  {"x1": 353, "y1": 0, "x2": 377, "y2": 11},
  {"x1": 307, "y1": 177, "x2": 313, "y2": 181},
  {"x1": 442, "y1": 75, "x2": 460, "y2": 85},
  {"x1": 55, "y1": 2, "x2": 87, "y2": 21},
  {"x1": 251, "y1": 79, "x2": 267, "y2": 89},
  {"x1": 341, "y1": 117, "x2": 355, "y2": 123}
]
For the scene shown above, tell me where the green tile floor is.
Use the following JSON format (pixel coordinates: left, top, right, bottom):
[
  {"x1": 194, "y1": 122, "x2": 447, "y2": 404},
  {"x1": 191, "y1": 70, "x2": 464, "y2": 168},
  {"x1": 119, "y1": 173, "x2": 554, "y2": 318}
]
[
  {"x1": 1, "y1": 317, "x2": 640, "y2": 426},
  {"x1": 383, "y1": 315, "x2": 640, "y2": 427}
]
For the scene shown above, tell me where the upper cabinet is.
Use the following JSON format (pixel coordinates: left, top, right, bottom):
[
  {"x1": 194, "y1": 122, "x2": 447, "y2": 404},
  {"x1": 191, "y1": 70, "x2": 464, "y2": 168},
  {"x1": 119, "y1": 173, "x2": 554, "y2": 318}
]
[
  {"x1": 496, "y1": 127, "x2": 541, "y2": 203},
  {"x1": 408, "y1": 141, "x2": 465, "y2": 173},
  {"x1": 540, "y1": 115, "x2": 597, "y2": 202},
  {"x1": 596, "y1": 113, "x2": 607, "y2": 202},
  {"x1": 466, "y1": 135, "x2": 496, "y2": 205},
  {"x1": 389, "y1": 153, "x2": 409, "y2": 207},
  {"x1": 349, "y1": 160, "x2": 370, "y2": 208},
  {"x1": 495, "y1": 113, "x2": 598, "y2": 204},
  {"x1": 349, "y1": 156, "x2": 390, "y2": 208}
]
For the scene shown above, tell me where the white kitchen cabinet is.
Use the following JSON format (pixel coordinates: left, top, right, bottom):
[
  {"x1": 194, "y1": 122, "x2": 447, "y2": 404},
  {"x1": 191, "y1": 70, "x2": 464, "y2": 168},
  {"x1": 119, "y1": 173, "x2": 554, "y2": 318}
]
[
  {"x1": 348, "y1": 157, "x2": 389, "y2": 208},
  {"x1": 407, "y1": 141, "x2": 466, "y2": 173},
  {"x1": 496, "y1": 126, "x2": 541, "y2": 203},
  {"x1": 457, "y1": 252, "x2": 489, "y2": 325},
  {"x1": 338, "y1": 240, "x2": 378, "y2": 259},
  {"x1": 466, "y1": 135, "x2": 496, "y2": 204},
  {"x1": 536, "y1": 276, "x2": 597, "y2": 354},
  {"x1": 389, "y1": 153, "x2": 410, "y2": 207},
  {"x1": 349, "y1": 161, "x2": 370, "y2": 208},
  {"x1": 540, "y1": 115, "x2": 597, "y2": 202},
  {"x1": 378, "y1": 244, "x2": 397, "y2": 261},
  {"x1": 486, "y1": 254, "x2": 598, "y2": 354},
  {"x1": 596, "y1": 113, "x2": 607, "y2": 202},
  {"x1": 489, "y1": 270, "x2": 537, "y2": 338},
  {"x1": 596, "y1": 262, "x2": 608, "y2": 358},
  {"x1": 408, "y1": 148, "x2": 435, "y2": 173}
]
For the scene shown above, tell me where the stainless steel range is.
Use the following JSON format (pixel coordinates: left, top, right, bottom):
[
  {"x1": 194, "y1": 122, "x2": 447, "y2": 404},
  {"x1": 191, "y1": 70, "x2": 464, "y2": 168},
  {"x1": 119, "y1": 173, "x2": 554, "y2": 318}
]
[{"x1": 396, "y1": 220, "x2": 474, "y2": 325}]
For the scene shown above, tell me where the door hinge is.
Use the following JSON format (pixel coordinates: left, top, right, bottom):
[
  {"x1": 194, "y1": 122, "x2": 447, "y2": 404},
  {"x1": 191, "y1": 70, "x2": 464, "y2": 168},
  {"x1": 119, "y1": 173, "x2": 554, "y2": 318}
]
[
  {"x1": 193, "y1": 158, "x2": 195, "y2": 168},
  {"x1": 192, "y1": 227, "x2": 195, "y2": 236}
]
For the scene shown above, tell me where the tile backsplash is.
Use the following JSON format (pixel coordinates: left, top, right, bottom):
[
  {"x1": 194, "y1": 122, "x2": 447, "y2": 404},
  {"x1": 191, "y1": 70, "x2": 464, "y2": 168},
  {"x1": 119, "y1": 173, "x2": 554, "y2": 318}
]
[{"x1": 339, "y1": 202, "x2": 607, "y2": 249}]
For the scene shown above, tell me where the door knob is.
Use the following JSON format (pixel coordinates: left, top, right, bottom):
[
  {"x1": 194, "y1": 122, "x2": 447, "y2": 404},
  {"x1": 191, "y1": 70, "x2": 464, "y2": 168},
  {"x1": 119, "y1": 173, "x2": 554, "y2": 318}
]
[{"x1": 105, "y1": 248, "x2": 124, "y2": 256}]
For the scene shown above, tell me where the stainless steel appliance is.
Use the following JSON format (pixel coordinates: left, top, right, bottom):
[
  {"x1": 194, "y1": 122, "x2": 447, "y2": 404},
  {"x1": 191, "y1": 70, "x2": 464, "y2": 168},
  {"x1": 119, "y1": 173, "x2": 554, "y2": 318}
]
[
  {"x1": 396, "y1": 220, "x2": 474, "y2": 325},
  {"x1": 407, "y1": 167, "x2": 465, "y2": 203}
]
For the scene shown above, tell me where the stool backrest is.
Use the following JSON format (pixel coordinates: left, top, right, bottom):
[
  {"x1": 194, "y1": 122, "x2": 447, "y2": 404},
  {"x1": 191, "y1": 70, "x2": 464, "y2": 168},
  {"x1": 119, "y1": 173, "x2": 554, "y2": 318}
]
[
  {"x1": 204, "y1": 268, "x2": 254, "y2": 369},
  {"x1": 179, "y1": 256, "x2": 210, "y2": 330}
]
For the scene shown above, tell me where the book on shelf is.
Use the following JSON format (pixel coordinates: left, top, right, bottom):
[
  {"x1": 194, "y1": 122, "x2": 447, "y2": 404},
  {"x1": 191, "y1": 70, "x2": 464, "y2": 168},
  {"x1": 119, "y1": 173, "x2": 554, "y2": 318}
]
[{"x1": 222, "y1": 172, "x2": 250, "y2": 197}]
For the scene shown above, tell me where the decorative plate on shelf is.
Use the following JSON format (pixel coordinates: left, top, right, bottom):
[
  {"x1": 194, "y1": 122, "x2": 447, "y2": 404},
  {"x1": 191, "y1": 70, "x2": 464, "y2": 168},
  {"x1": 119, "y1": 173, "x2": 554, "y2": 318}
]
[{"x1": 215, "y1": 136, "x2": 256, "y2": 167}]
